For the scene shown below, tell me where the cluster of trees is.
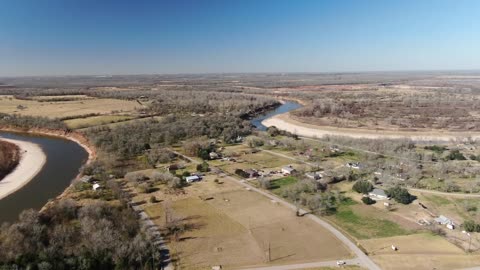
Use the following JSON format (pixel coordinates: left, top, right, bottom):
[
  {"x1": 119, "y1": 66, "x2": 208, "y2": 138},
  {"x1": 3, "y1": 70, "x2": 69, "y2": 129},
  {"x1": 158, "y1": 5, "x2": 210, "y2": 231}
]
[
  {"x1": 85, "y1": 115, "x2": 252, "y2": 160},
  {"x1": 0, "y1": 140, "x2": 20, "y2": 180},
  {"x1": 463, "y1": 220, "x2": 480, "y2": 233},
  {"x1": 290, "y1": 86, "x2": 480, "y2": 130},
  {"x1": 352, "y1": 180, "x2": 373, "y2": 194},
  {"x1": 386, "y1": 186, "x2": 415, "y2": 204},
  {"x1": 0, "y1": 200, "x2": 159, "y2": 269},
  {"x1": 0, "y1": 113, "x2": 67, "y2": 130},
  {"x1": 125, "y1": 171, "x2": 183, "y2": 191}
]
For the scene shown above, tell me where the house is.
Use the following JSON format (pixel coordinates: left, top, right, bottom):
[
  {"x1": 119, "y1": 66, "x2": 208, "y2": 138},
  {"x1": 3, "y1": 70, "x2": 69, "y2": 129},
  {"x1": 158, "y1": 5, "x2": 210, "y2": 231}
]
[
  {"x1": 368, "y1": 188, "x2": 388, "y2": 200},
  {"x1": 281, "y1": 166, "x2": 296, "y2": 175},
  {"x1": 92, "y1": 183, "x2": 101, "y2": 191},
  {"x1": 209, "y1": 152, "x2": 220, "y2": 160},
  {"x1": 305, "y1": 171, "x2": 322, "y2": 180},
  {"x1": 435, "y1": 215, "x2": 454, "y2": 228},
  {"x1": 186, "y1": 175, "x2": 202, "y2": 183},
  {"x1": 244, "y1": 169, "x2": 259, "y2": 178}
]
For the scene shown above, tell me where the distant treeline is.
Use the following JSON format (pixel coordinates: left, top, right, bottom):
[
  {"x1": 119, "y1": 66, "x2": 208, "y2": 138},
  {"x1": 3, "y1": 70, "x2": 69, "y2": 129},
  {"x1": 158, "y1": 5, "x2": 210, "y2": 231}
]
[{"x1": 0, "y1": 113, "x2": 67, "y2": 130}]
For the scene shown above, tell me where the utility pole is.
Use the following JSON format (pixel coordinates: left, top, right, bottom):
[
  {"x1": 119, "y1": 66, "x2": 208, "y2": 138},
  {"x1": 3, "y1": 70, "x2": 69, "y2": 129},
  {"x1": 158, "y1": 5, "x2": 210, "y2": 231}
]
[{"x1": 265, "y1": 241, "x2": 271, "y2": 262}]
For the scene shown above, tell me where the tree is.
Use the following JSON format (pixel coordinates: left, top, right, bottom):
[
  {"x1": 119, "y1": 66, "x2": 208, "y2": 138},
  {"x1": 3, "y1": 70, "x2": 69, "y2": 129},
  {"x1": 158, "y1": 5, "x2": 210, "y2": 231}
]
[
  {"x1": 361, "y1": 197, "x2": 375, "y2": 205},
  {"x1": 352, "y1": 180, "x2": 373, "y2": 194},
  {"x1": 196, "y1": 161, "x2": 209, "y2": 172},
  {"x1": 463, "y1": 220, "x2": 480, "y2": 233},
  {"x1": 267, "y1": 126, "x2": 280, "y2": 137},
  {"x1": 387, "y1": 186, "x2": 415, "y2": 204}
]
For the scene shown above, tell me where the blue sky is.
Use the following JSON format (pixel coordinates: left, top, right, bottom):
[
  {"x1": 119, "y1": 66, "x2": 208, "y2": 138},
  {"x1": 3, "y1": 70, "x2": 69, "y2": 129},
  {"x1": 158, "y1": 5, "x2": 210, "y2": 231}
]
[{"x1": 1, "y1": 0, "x2": 479, "y2": 76}]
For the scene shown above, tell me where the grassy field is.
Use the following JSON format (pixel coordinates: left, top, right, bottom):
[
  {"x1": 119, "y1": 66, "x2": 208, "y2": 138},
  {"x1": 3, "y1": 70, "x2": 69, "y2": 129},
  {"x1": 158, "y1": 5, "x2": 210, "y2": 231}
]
[
  {"x1": 328, "y1": 200, "x2": 411, "y2": 240},
  {"x1": 270, "y1": 176, "x2": 298, "y2": 196},
  {"x1": 0, "y1": 95, "x2": 139, "y2": 118},
  {"x1": 143, "y1": 178, "x2": 352, "y2": 269},
  {"x1": 64, "y1": 115, "x2": 133, "y2": 129}
]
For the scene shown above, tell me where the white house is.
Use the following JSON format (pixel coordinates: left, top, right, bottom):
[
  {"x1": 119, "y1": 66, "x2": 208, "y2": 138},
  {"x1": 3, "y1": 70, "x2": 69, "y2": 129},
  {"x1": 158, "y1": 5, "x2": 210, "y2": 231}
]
[
  {"x1": 435, "y1": 215, "x2": 455, "y2": 229},
  {"x1": 281, "y1": 166, "x2": 296, "y2": 175},
  {"x1": 368, "y1": 188, "x2": 388, "y2": 200},
  {"x1": 186, "y1": 175, "x2": 201, "y2": 183},
  {"x1": 92, "y1": 183, "x2": 101, "y2": 191}
]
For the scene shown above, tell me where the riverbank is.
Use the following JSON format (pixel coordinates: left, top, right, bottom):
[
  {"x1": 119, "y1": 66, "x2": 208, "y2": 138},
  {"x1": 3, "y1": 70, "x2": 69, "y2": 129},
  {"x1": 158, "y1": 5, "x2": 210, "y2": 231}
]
[
  {"x1": 262, "y1": 113, "x2": 480, "y2": 142},
  {"x1": 0, "y1": 138, "x2": 46, "y2": 200}
]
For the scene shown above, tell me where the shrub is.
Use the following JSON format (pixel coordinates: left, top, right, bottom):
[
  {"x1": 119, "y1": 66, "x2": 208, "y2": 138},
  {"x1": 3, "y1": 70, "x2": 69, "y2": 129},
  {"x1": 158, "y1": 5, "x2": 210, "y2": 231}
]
[
  {"x1": 362, "y1": 197, "x2": 375, "y2": 205},
  {"x1": 463, "y1": 220, "x2": 480, "y2": 233},
  {"x1": 196, "y1": 161, "x2": 209, "y2": 172},
  {"x1": 387, "y1": 186, "x2": 415, "y2": 204},
  {"x1": 445, "y1": 150, "x2": 466, "y2": 161},
  {"x1": 352, "y1": 180, "x2": 373, "y2": 194}
]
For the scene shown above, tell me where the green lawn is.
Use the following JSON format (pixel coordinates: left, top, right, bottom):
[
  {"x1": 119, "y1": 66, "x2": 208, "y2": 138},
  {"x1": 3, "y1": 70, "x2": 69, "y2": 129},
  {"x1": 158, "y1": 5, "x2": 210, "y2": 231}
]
[
  {"x1": 269, "y1": 176, "x2": 298, "y2": 195},
  {"x1": 330, "y1": 204, "x2": 411, "y2": 240}
]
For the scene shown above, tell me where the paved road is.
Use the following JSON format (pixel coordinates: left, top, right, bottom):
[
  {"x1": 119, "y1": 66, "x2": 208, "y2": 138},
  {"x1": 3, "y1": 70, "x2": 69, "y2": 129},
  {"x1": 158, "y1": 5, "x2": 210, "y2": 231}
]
[{"x1": 242, "y1": 258, "x2": 362, "y2": 270}]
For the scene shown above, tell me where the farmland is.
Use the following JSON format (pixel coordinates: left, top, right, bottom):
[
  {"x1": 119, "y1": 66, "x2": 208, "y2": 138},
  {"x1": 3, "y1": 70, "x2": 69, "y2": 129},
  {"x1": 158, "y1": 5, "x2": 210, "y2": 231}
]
[
  {"x1": 0, "y1": 95, "x2": 139, "y2": 119},
  {"x1": 140, "y1": 174, "x2": 352, "y2": 269}
]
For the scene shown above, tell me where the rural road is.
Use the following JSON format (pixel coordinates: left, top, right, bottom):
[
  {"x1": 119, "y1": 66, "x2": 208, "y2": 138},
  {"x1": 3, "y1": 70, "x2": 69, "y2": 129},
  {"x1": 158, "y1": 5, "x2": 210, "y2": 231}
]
[
  {"x1": 242, "y1": 258, "x2": 362, "y2": 270},
  {"x1": 167, "y1": 149, "x2": 381, "y2": 270}
]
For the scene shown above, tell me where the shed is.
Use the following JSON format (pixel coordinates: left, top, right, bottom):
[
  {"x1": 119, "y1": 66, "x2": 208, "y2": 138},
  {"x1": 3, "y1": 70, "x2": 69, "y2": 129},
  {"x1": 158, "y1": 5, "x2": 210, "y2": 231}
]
[
  {"x1": 281, "y1": 166, "x2": 296, "y2": 175},
  {"x1": 186, "y1": 175, "x2": 201, "y2": 183},
  {"x1": 92, "y1": 183, "x2": 101, "y2": 191},
  {"x1": 369, "y1": 188, "x2": 388, "y2": 200}
]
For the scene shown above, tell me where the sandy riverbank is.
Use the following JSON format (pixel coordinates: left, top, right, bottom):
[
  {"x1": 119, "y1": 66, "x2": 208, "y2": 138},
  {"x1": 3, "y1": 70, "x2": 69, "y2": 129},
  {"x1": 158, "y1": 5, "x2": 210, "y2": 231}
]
[
  {"x1": 262, "y1": 113, "x2": 480, "y2": 142},
  {"x1": 0, "y1": 138, "x2": 46, "y2": 200}
]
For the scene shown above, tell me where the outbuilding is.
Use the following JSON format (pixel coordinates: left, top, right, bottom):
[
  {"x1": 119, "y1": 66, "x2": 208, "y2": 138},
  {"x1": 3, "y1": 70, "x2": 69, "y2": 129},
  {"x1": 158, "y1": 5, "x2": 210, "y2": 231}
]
[
  {"x1": 186, "y1": 175, "x2": 201, "y2": 183},
  {"x1": 281, "y1": 166, "x2": 296, "y2": 175},
  {"x1": 368, "y1": 188, "x2": 388, "y2": 200}
]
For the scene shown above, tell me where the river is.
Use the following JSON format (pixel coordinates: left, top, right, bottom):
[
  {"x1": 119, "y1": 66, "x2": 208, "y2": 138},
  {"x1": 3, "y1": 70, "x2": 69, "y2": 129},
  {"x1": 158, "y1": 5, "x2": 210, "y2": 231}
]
[
  {"x1": 0, "y1": 132, "x2": 88, "y2": 223},
  {"x1": 251, "y1": 101, "x2": 302, "y2": 131}
]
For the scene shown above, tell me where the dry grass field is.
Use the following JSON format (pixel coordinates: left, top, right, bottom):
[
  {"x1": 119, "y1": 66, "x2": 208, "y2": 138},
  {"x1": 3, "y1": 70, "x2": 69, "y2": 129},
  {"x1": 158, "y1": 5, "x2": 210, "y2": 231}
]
[
  {"x1": 143, "y1": 178, "x2": 352, "y2": 269},
  {"x1": 361, "y1": 234, "x2": 480, "y2": 270},
  {"x1": 64, "y1": 115, "x2": 133, "y2": 129},
  {"x1": 0, "y1": 95, "x2": 139, "y2": 118}
]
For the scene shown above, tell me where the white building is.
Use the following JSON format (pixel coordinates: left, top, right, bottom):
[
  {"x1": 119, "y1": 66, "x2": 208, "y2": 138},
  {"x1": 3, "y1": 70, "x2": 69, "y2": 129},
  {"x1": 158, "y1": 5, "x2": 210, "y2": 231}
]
[
  {"x1": 368, "y1": 188, "x2": 388, "y2": 200},
  {"x1": 186, "y1": 175, "x2": 201, "y2": 183},
  {"x1": 281, "y1": 166, "x2": 296, "y2": 175}
]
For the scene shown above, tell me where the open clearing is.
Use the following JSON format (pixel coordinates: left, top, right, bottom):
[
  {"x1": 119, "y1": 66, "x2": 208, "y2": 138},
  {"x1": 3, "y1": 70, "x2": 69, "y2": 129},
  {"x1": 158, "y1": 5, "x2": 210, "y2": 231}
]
[
  {"x1": 361, "y1": 234, "x2": 480, "y2": 270},
  {"x1": 64, "y1": 115, "x2": 133, "y2": 129},
  {"x1": 144, "y1": 179, "x2": 351, "y2": 269},
  {"x1": 0, "y1": 95, "x2": 139, "y2": 118}
]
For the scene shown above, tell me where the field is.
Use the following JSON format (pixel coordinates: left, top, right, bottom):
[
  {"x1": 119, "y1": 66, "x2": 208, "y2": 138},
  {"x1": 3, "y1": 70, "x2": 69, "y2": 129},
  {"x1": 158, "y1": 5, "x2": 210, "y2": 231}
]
[
  {"x1": 143, "y1": 177, "x2": 352, "y2": 269},
  {"x1": 64, "y1": 115, "x2": 134, "y2": 129},
  {"x1": 361, "y1": 234, "x2": 480, "y2": 270},
  {"x1": 0, "y1": 95, "x2": 139, "y2": 118}
]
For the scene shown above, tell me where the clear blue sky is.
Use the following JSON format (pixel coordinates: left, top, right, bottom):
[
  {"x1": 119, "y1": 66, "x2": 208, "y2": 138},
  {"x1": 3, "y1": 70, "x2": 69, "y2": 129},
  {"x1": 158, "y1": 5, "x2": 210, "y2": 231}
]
[{"x1": 1, "y1": 0, "x2": 479, "y2": 76}]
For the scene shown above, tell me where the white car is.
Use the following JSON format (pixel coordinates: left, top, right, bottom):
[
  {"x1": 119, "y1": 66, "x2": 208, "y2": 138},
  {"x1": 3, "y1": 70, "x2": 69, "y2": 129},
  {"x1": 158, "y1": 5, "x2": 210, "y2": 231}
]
[{"x1": 336, "y1": 260, "x2": 346, "y2": 266}]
